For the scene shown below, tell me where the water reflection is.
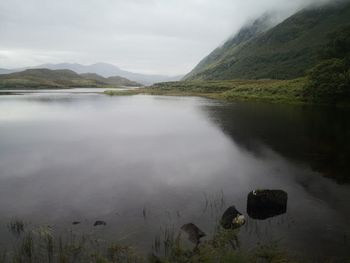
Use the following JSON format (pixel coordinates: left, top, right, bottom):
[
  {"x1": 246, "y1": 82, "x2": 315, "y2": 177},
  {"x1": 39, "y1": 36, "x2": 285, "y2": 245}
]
[
  {"x1": 0, "y1": 94, "x2": 349, "y2": 261},
  {"x1": 203, "y1": 102, "x2": 350, "y2": 184}
]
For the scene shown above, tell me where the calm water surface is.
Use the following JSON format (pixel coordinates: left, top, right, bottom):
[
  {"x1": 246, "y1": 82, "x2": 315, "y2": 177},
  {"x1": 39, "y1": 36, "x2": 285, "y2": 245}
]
[{"x1": 0, "y1": 90, "x2": 349, "y2": 261}]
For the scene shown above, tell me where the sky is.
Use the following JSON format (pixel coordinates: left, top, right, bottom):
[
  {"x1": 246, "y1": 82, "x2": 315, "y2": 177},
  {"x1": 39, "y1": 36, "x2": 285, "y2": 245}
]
[{"x1": 0, "y1": 0, "x2": 331, "y2": 75}]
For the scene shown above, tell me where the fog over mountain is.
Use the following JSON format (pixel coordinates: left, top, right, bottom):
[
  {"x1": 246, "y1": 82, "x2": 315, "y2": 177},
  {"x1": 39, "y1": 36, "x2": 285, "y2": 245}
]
[
  {"x1": 0, "y1": 63, "x2": 183, "y2": 85},
  {"x1": 0, "y1": 0, "x2": 334, "y2": 76},
  {"x1": 184, "y1": 0, "x2": 350, "y2": 81}
]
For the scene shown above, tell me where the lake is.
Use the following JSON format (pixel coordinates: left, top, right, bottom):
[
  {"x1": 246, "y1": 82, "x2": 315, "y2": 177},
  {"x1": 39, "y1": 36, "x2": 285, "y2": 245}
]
[{"x1": 0, "y1": 90, "x2": 349, "y2": 262}]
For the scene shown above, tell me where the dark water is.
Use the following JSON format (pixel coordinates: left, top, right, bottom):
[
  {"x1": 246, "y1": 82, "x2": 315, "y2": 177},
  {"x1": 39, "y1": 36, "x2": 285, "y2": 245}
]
[{"x1": 0, "y1": 91, "x2": 349, "y2": 261}]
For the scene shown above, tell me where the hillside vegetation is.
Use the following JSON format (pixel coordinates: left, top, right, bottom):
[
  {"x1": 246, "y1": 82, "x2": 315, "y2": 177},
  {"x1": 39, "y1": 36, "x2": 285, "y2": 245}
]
[
  {"x1": 0, "y1": 62, "x2": 183, "y2": 85},
  {"x1": 105, "y1": 79, "x2": 308, "y2": 104},
  {"x1": 117, "y1": 1, "x2": 350, "y2": 105},
  {"x1": 185, "y1": 1, "x2": 350, "y2": 81},
  {"x1": 80, "y1": 73, "x2": 140, "y2": 86},
  {"x1": 0, "y1": 69, "x2": 141, "y2": 89},
  {"x1": 305, "y1": 25, "x2": 350, "y2": 102}
]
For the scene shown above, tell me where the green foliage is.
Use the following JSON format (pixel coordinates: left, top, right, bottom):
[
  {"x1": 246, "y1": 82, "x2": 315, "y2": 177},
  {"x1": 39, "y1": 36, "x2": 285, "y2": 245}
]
[
  {"x1": 106, "y1": 79, "x2": 308, "y2": 104},
  {"x1": 2, "y1": 224, "x2": 140, "y2": 263},
  {"x1": 321, "y1": 26, "x2": 350, "y2": 60},
  {"x1": 221, "y1": 79, "x2": 305, "y2": 102},
  {"x1": 0, "y1": 69, "x2": 139, "y2": 89},
  {"x1": 305, "y1": 58, "x2": 350, "y2": 101},
  {"x1": 150, "y1": 227, "x2": 295, "y2": 263},
  {"x1": 0, "y1": 218, "x2": 317, "y2": 263},
  {"x1": 305, "y1": 26, "x2": 350, "y2": 102},
  {"x1": 186, "y1": 1, "x2": 350, "y2": 81},
  {"x1": 81, "y1": 73, "x2": 141, "y2": 87}
]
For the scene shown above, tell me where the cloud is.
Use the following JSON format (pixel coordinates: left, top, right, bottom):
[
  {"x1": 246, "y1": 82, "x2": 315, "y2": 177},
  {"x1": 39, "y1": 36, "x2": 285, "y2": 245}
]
[{"x1": 0, "y1": 0, "x2": 333, "y2": 75}]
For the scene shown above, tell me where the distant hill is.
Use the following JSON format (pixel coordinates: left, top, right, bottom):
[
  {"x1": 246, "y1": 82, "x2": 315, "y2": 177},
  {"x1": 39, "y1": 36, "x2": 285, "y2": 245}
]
[
  {"x1": 0, "y1": 68, "x2": 16, "y2": 75},
  {"x1": 185, "y1": 0, "x2": 350, "y2": 80},
  {"x1": 80, "y1": 73, "x2": 140, "y2": 86},
  {"x1": 0, "y1": 63, "x2": 183, "y2": 85},
  {"x1": 0, "y1": 68, "x2": 141, "y2": 89}
]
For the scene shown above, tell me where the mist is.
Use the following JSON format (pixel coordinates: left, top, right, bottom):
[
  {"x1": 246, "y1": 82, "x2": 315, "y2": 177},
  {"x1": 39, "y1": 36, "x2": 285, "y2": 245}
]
[{"x1": 0, "y1": 0, "x2": 335, "y2": 75}]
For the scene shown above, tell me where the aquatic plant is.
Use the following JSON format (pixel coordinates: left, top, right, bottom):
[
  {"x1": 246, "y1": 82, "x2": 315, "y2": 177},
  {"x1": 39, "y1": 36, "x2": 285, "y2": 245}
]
[{"x1": 7, "y1": 219, "x2": 25, "y2": 238}]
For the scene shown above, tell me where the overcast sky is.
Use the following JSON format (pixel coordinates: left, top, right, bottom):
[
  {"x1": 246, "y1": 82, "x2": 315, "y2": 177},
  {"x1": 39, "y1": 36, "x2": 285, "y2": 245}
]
[{"x1": 0, "y1": 0, "x2": 330, "y2": 75}]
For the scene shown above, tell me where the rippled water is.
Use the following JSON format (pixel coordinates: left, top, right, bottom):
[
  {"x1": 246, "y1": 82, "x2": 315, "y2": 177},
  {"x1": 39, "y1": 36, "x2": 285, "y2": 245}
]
[{"x1": 0, "y1": 91, "x2": 349, "y2": 261}]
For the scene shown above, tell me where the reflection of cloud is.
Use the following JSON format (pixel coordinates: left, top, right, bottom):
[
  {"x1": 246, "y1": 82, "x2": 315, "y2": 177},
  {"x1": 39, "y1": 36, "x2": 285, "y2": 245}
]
[
  {"x1": 0, "y1": 99, "x2": 73, "y2": 121},
  {"x1": 0, "y1": 94, "x2": 349, "y2": 259}
]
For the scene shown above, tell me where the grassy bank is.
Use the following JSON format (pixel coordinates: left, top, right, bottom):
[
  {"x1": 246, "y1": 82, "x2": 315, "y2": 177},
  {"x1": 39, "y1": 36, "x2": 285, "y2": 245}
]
[
  {"x1": 104, "y1": 79, "x2": 308, "y2": 104},
  {"x1": 0, "y1": 78, "x2": 123, "y2": 89},
  {"x1": 1, "y1": 219, "x2": 297, "y2": 263}
]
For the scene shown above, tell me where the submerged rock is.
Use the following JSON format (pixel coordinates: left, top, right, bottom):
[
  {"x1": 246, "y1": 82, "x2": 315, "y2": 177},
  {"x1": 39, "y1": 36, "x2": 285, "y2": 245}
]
[
  {"x1": 72, "y1": 221, "x2": 81, "y2": 225},
  {"x1": 93, "y1": 220, "x2": 107, "y2": 226},
  {"x1": 220, "y1": 206, "x2": 246, "y2": 229},
  {"x1": 181, "y1": 223, "x2": 206, "y2": 244},
  {"x1": 247, "y1": 189, "x2": 288, "y2": 220}
]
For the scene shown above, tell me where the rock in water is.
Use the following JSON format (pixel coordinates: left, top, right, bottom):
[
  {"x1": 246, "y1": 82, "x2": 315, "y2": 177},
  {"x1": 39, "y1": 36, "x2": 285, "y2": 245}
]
[
  {"x1": 220, "y1": 206, "x2": 246, "y2": 229},
  {"x1": 93, "y1": 220, "x2": 107, "y2": 226},
  {"x1": 181, "y1": 223, "x2": 206, "y2": 244},
  {"x1": 247, "y1": 189, "x2": 288, "y2": 220}
]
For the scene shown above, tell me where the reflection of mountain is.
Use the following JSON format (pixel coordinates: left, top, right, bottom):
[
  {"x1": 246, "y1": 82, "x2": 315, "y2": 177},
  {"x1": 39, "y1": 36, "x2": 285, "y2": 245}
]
[{"x1": 204, "y1": 102, "x2": 350, "y2": 183}]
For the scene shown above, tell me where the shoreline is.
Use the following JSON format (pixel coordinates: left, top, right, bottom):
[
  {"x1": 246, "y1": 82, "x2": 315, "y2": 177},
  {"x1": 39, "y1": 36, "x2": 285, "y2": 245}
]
[{"x1": 104, "y1": 79, "x2": 350, "y2": 107}]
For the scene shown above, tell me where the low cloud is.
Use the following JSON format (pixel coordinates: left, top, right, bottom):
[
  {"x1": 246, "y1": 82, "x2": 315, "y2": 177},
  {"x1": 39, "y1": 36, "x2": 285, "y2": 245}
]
[{"x1": 0, "y1": 0, "x2": 335, "y2": 75}]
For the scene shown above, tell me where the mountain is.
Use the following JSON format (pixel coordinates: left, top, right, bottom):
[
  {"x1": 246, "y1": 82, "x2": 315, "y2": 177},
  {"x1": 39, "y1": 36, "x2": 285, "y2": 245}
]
[
  {"x1": 185, "y1": 0, "x2": 350, "y2": 80},
  {"x1": 38, "y1": 63, "x2": 183, "y2": 85},
  {"x1": 184, "y1": 14, "x2": 277, "y2": 80},
  {"x1": 0, "y1": 68, "x2": 16, "y2": 75},
  {"x1": 80, "y1": 73, "x2": 140, "y2": 86},
  {"x1": 37, "y1": 63, "x2": 122, "y2": 77},
  {"x1": 31, "y1": 63, "x2": 182, "y2": 85},
  {"x1": 0, "y1": 68, "x2": 140, "y2": 89}
]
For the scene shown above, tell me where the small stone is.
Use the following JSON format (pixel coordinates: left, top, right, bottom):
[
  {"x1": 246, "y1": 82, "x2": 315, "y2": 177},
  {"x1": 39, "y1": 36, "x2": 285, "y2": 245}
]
[
  {"x1": 93, "y1": 220, "x2": 107, "y2": 226},
  {"x1": 181, "y1": 223, "x2": 206, "y2": 244},
  {"x1": 220, "y1": 206, "x2": 246, "y2": 229}
]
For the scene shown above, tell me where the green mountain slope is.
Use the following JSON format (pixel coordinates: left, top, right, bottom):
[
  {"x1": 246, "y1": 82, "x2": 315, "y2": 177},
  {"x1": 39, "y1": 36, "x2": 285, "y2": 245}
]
[
  {"x1": 185, "y1": 1, "x2": 350, "y2": 80},
  {"x1": 81, "y1": 73, "x2": 140, "y2": 86},
  {"x1": 0, "y1": 69, "x2": 141, "y2": 89}
]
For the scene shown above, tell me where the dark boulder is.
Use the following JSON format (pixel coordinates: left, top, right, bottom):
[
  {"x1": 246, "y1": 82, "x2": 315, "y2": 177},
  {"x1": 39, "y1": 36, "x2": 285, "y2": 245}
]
[
  {"x1": 220, "y1": 206, "x2": 246, "y2": 229},
  {"x1": 247, "y1": 189, "x2": 288, "y2": 220},
  {"x1": 93, "y1": 220, "x2": 107, "y2": 226},
  {"x1": 72, "y1": 221, "x2": 81, "y2": 225},
  {"x1": 181, "y1": 223, "x2": 206, "y2": 244}
]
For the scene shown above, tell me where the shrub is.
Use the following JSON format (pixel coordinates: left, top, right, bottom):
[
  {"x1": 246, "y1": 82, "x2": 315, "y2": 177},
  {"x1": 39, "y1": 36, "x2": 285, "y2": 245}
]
[
  {"x1": 304, "y1": 26, "x2": 350, "y2": 102},
  {"x1": 305, "y1": 58, "x2": 350, "y2": 101}
]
